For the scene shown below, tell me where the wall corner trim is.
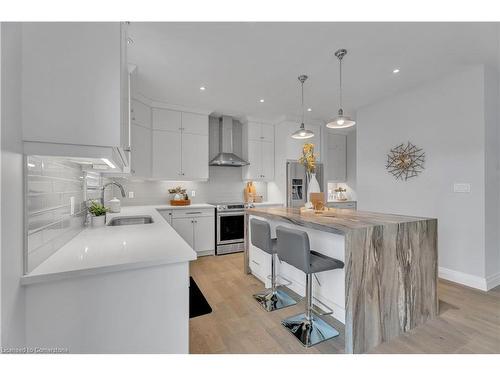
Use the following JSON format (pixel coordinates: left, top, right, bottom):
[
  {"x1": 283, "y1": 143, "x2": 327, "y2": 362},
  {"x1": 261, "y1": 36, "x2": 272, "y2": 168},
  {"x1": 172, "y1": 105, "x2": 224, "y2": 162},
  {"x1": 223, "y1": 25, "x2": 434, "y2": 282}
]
[{"x1": 486, "y1": 272, "x2": 500, "y2": 291}]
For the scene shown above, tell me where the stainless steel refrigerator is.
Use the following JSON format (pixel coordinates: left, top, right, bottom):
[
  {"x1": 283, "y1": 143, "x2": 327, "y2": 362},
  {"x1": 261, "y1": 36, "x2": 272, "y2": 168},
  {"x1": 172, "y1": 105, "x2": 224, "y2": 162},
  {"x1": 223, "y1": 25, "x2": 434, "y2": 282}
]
[{"x1": 286, "y1": 160, "x2": 324, "y2": 208}]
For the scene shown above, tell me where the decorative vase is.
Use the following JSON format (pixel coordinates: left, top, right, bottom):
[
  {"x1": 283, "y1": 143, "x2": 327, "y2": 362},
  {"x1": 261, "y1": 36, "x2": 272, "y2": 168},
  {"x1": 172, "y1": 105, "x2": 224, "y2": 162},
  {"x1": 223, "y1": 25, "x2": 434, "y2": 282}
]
[
  {"x1": 307, "y1": 172, "x2": 321, "y2": 203},
  {"x1": 91, "y1": 215, "x2": 106, "y2": 227}
]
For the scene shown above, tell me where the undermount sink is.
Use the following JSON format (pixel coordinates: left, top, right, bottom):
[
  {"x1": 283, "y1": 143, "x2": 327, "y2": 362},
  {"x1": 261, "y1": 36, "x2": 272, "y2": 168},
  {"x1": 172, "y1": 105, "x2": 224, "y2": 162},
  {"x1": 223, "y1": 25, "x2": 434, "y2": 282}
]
[{"x1": 107, "y1": 216, "x2": 154, "y2": 226}]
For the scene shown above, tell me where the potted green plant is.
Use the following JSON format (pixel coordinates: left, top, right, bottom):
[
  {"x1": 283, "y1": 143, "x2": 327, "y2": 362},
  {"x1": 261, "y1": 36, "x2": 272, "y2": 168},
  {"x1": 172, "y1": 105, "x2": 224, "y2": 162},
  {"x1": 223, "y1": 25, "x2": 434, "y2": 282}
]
[{"x1": 88, "y1": 200, "x2": 108, "y2": 227}]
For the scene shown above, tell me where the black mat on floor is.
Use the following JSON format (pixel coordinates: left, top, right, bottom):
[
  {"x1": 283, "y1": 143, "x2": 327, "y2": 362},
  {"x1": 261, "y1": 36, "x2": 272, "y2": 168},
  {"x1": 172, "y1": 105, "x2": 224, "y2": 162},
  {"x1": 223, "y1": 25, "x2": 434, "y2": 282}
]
[{"x1": 189, "y1": 276, "x2": 212, "y2": 318}]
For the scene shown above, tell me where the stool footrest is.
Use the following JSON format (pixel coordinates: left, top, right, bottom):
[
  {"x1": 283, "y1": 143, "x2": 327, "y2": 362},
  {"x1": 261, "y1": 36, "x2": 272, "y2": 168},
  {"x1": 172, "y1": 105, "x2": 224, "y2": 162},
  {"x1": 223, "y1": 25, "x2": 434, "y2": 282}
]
[
  {"x1": 311, "y1": 297, "x2": 333, "y2": 316},
  {"x1": 266, "y1": 274, "x2": 293, "y2": 288}
]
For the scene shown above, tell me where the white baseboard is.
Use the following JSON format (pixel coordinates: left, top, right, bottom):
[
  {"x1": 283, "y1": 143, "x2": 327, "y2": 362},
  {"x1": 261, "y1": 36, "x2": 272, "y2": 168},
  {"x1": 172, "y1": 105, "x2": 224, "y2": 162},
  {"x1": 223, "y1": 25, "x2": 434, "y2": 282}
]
[
  {"x1": 486, "y1": 272, "x2": 500, "y2": 290},
  {"x1": 438, "y1": 267, "x2": 488, "y2": 291}
]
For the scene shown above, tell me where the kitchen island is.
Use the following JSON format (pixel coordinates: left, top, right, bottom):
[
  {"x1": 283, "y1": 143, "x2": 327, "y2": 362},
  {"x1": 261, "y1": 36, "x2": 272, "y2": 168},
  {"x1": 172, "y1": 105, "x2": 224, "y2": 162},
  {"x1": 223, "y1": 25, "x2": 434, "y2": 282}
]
[{"x1": 245, "y1": 207, "x2": 438, "y2": 354}]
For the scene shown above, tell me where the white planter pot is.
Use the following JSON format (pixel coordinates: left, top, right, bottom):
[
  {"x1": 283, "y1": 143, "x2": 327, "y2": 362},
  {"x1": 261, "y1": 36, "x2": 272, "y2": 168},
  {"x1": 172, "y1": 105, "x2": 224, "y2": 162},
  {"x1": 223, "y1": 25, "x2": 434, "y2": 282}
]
[{"x1": 91, "y1": 215, "x2": 106, "y2": 227}]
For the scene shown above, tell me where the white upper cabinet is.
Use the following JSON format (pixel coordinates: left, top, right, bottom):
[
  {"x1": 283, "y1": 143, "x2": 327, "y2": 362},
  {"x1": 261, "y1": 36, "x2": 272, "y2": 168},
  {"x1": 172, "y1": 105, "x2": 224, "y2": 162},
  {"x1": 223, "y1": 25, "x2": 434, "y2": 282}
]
[
  {"x1": 247, "y1": 121, "x2": 274, "y2": 142},
  {"x1": 131, "y1": 99, "x2": 152, "y2": 129},
  {"x1": 260, "y1": 141, "x2": 275, "y2": 180},
  {"x1": 181, "y1": 112, "x2": 209, "y2": 135},
  {"x1": 152, "y1": 107, "x2": 209, "y2": 180},
  {"x1": 326, "y1": 132, "x2": 347, "y2": 182},
  {"x1": 21, "y1": 23, "x2": 129, "y2": 156},
  {"x1": 181, "y1": 133, "x2": 209, "y2": 180},
  {"x1": 242, "y1": 121, "x2": 275, "y2": 181},
  {"x1": 152, "y1": 130, "x2": 182, "y2": 179},
  {"x1": 261, "y1": 124, "x2": 275, "y2": 142},
  {"x1": 130, "y1": 123, "x2": 151, "y2": 177},
  {"x1": 152, "y1": 108, "x2": 182, "y2": 132}
]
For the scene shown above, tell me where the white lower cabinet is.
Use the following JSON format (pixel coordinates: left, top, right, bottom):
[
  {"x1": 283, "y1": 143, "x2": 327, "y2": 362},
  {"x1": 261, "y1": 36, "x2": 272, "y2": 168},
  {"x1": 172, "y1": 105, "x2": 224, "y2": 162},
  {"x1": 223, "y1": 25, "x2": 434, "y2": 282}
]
[
  {"x1": 193, "y1": 216, "x2": 215, "y2": 254},
  {"x1": 172, "y1": 217, "x2": 195, "y2": 249},
  {"x1": 158, "y1": 210, "x2": 173, "y2": 224},
  {"x1": 171, "y1": 208, "x2": 215, "y2": 255},
  {"x1": 248, "y1": 242, "x2": 271, "y2": 286}
]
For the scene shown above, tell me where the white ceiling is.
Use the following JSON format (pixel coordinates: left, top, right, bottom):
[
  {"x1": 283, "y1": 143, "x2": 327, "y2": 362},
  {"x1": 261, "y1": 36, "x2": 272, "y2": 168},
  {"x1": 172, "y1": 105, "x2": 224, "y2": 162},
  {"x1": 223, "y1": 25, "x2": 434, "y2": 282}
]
[{"x1": 128, "y1": 22, "x2": 498, "y2": 123}]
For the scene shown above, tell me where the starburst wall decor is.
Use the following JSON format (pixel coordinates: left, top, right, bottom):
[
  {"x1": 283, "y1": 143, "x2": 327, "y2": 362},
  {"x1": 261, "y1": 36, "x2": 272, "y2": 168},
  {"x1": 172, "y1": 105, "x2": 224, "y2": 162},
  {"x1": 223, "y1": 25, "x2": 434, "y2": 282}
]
[{"x1": 386, "y1": 142, "x2": 425, "y2": 181}]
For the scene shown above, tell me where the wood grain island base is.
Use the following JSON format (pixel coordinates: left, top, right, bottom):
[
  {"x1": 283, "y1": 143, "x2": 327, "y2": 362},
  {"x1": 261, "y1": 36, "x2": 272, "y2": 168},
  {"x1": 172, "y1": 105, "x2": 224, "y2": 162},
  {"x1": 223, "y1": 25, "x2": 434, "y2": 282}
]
[{"x1": 244, "y1": 207, "x2": 438, "y2": 354}]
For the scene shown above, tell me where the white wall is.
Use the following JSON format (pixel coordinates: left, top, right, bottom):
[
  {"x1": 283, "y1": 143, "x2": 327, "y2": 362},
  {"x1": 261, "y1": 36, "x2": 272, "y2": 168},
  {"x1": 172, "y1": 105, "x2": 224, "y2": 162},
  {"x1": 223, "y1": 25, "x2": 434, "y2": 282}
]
[
  {"x1": 346, "y1": 130, "x2": 357, "y2": 200},
  {"x1": 357, "y1": 65, "x2": 495, "y2": 289},
  {"x1": 484, "y1": 65, "x2": 500, "y2": 288},
  {"x1": 1, "y1": 23, "x2": 26, "y2": 347}
]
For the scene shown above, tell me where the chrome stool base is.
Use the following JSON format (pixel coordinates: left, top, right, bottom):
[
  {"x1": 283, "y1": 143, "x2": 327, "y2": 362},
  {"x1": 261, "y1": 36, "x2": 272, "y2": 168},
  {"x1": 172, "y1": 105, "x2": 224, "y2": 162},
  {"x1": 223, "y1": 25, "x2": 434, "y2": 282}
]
[
  {"x1": 281, "y1": 312, "x2": 339, "y2": 347},
  {"x1": 252, "y1": 288, "x2": 297, "y2": 312}
]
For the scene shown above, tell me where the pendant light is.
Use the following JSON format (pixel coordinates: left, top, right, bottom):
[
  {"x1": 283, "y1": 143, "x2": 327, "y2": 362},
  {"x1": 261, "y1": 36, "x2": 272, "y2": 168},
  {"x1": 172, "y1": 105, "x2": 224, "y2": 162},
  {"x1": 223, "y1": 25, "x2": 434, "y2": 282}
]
[
  {"x1": 326, "y1": 49, "x2": 356, "y2": 129},
  {"x1": 291, "y1": 75, "x2": 315, "y2": 139}
]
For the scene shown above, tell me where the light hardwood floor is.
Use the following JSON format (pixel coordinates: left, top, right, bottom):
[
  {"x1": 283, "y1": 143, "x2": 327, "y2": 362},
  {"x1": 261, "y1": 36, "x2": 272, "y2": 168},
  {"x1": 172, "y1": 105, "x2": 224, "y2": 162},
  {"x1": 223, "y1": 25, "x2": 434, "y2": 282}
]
[{"x1": 189, "y1": 253, "x2": 500, "y2": 354}]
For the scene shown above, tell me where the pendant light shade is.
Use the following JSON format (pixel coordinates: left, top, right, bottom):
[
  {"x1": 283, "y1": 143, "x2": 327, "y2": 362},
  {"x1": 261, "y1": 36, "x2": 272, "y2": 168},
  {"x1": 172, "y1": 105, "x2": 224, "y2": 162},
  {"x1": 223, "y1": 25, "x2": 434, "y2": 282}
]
[
  {"x1": 291, "y1": 123, "x2": 315, "y2": 139},
  {"x1": 326, "y1": 49, "x2": 356, "y2": 129},
  {"x1": 291, "y1": 75, "x2": 314, "y2": 139},
  {"x1": 326, "y1": 109, "x2": 356, "y2": 129}
]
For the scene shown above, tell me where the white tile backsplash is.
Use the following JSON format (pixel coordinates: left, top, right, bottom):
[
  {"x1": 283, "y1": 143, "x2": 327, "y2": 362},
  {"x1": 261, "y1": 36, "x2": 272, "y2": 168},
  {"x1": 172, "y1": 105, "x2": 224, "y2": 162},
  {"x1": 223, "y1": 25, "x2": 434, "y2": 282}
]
[
  {"x1": 25, "y1": 156, "x2": 91, "y2": 273},
  {"x1": 112, "y1": 166, "x2": 267, "y2": 206}
]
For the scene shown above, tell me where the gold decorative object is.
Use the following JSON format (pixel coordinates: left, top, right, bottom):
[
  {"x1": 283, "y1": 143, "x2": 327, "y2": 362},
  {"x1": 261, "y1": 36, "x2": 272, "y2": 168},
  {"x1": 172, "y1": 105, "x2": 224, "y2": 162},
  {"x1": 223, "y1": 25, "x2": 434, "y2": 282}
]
[
  {"x1": 386, "y1": 142, "x2": 425, "y2": 181},
  {"x1": 298, "y1": 143, "x2": 318, "y2": 174}
]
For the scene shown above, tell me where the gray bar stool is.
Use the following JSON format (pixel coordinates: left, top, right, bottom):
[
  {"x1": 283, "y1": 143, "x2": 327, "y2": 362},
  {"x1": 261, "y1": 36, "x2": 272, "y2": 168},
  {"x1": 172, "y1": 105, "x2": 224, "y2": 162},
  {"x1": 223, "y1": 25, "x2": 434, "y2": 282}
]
[
  {"x1": 250, "y1": 219, "x2": 297, "y2": 312},
  {"x1": 276, "y1": 225, "x2": 344, "y2": 347}
]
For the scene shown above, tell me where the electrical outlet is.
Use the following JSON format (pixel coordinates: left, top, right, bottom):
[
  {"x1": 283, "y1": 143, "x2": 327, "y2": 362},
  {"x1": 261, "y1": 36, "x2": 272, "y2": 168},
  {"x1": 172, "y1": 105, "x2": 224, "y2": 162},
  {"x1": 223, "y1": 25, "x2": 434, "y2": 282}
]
[
  {"x1": 453, "y1": 183, "x2": 471, "y2": 193},
  {"x1": 191, "y1": 190, "x2": 196, "y2": 197},
  {"x1": 128, "y1": 191, "x2": 135, "y2": 199}
]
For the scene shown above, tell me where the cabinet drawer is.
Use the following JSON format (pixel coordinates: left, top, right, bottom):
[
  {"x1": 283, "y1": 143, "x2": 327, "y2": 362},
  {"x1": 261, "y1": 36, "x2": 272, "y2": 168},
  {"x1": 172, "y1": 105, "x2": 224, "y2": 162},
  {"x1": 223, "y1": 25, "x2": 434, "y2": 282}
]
[{"x1": 171, "y1": 208, "x2": 214, "y2": 219}]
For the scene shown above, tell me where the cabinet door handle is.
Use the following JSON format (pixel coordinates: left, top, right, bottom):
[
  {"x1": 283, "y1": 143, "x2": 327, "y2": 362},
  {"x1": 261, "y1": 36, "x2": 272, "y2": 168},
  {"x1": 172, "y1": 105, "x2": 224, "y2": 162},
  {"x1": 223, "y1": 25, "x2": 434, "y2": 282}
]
[
  {"x1": 252, "y1": 260, "x2": 260, "y2": 266},
  {"x1": 186, "y1": 212, "x2": 202, "y2": 215}
]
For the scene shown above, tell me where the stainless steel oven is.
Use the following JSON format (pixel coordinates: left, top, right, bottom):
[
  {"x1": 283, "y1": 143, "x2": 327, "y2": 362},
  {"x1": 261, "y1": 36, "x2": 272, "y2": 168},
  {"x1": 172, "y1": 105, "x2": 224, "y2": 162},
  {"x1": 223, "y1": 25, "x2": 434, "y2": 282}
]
[{"x1": 211, "y1": 202, "x2": 254, "y2": 255}]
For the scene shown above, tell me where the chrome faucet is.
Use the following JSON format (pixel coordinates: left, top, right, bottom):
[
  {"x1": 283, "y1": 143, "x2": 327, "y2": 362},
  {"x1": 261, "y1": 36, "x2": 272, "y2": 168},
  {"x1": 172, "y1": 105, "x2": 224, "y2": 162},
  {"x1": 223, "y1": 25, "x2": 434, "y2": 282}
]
[{"x1": 101, "y1": 181, "x2": 126, "y2": 205}]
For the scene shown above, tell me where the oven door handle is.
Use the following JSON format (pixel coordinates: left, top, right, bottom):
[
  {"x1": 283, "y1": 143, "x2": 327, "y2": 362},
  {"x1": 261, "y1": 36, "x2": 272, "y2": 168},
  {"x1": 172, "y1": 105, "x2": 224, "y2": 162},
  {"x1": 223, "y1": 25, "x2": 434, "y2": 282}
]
[{"x1": 217, "y1": 211, "x2": 244, "y2": 217}]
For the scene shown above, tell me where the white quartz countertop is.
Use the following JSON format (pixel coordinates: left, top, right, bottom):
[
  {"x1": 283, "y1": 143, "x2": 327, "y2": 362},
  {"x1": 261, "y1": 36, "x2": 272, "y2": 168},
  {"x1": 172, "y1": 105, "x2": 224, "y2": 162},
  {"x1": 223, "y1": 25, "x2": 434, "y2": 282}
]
[
  {"x1": 251, "y1": 202, "x2": 284, "y2": 207},
  {"x1": 22, "y1": 205, "x2": 201, "y2": 285}
]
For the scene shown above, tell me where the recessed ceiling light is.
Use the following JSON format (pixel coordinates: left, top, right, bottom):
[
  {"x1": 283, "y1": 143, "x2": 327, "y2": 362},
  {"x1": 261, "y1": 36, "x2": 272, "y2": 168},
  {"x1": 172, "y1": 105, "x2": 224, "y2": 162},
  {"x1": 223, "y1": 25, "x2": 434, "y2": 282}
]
[
  {"x1": 307, "y1": 108, "x2": 312, "y2": 112},
  {"x1": 127, "y1": 37, "x2": 134, "y2": 45},
  {"x1": 199, "y1": 86, "x2": 206, "y2": 91},
  {"x1": 393, "y1": 68, "x2": 400, "y2": 74},
  {"x1": 259, "y1": 99, "x2": 265, "y2": 103}
]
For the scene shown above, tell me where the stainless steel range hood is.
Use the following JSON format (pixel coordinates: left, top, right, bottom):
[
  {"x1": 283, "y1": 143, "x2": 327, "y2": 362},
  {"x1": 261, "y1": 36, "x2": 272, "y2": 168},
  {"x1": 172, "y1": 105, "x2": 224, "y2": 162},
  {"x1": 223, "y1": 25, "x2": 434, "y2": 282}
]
[{"x1": 209, "y1": 116, "x2": 249, "y2": 167}]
